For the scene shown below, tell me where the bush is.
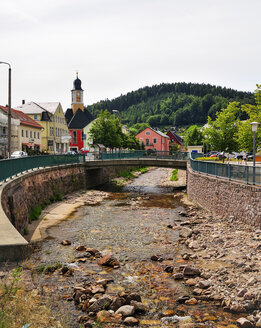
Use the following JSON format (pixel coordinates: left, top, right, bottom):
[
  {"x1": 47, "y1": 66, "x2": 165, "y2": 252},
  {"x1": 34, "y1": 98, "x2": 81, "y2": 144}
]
[
  {"x1": 29, "y1": 205, "x2": 42, "y2": 222},
  {"x1": 170, "y1": 169, "x2": 178, "y2": 181}
]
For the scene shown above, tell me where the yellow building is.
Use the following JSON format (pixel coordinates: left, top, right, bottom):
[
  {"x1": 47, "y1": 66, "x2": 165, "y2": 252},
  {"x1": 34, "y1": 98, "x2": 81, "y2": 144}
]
[{"x1": 15, "y1": 102, "x2": 70, "y2": 154}]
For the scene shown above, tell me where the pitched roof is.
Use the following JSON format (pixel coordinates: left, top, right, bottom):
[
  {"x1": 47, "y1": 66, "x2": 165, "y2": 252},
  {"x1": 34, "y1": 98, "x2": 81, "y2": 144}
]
[
  {"x1": 65, "y1": 107, "x2": 93, "y2": 129},
  {"x1": 151, "y1": 128, "x2": 170, "y2": 139},
  {"x1": 15, "y1": 102, "x2": 60, "y2": 115},
  {"x1": 0, "y1": 106, "x2": 42, "y2": 129},
  {"x1": 167, "y1": 130, "x2": 185, "y2": 145}
]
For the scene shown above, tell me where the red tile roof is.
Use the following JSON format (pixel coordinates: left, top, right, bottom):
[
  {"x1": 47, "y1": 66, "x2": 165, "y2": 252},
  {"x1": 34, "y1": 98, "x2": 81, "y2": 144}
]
[{"x1": 0, "y1": 106, "x2": 42, "y2": 129}]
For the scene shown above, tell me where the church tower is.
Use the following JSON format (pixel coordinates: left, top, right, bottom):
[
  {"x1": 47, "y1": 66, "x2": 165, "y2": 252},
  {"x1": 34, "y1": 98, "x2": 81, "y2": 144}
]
[{"x1": 71, "y1": 72, "x2": 84, "y2": 114}]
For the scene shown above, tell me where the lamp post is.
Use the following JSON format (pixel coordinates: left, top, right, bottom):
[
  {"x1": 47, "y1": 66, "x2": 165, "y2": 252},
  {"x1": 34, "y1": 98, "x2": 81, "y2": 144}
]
[
  {"x1": 250, "y1": 121, "x2": 260, "y2": 184},
  {"x1": 112, "y1": 109, "x2": 121, "y2": 123},
  {"x1": 0, "y1": 61, "x2": 11, "y2": 157}
]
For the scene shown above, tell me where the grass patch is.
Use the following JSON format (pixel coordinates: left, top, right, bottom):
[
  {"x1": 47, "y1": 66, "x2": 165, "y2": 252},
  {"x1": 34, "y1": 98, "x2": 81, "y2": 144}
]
[
  {"x1": 23, "y1": 226, "x2": 29, "y2": 236},
  {"x1": 29, "y1": 205, "x2": 42, "y2": 222},
  {"x1": 35, "y1": 262, "x2": 62, "y2": 274},
  {"x1": 118, "y1": 167, "x2": 148, "y2": 181},
  {"x1": 170, "y1": 169, "x2": 178, "y2": 181}
]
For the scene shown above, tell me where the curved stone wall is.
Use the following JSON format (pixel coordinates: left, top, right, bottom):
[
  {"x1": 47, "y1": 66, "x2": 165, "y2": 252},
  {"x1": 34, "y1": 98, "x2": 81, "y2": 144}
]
[
  {"x1": 187, "y1": 165, "x2": 261, "y2": 226},
  {"x1": 0, "y1": 162, "x2": 141, "y2": 261}
]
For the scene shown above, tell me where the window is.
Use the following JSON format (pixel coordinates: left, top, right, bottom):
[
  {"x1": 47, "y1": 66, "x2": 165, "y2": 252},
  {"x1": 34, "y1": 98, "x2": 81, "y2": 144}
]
[
  {"x1": 38, "y1": 132, "x2": 40, "y2": 139},
  {"x1": 34, "y1": 115, "x2": 37, "y2": 120},
  {"x1": 26, "y1": 130, "x2": 28, "y2": 137},
  {"x1": 145, "y1": 131, "x2": 150, "y2": 135},
  {"x1": 153, "y1": 138, "x2": 157, "y2": 144},
  {"x1": 3, "y1": 127, "x2": 6, "y2": 135},
  {"x1": 73, "y1": 131, "x2": 77, "y2": 144},
  {"x1": 21, "y1": 129, "x2": 24, "y2": 137},
  {"x1": 34, "y1": 132, "x2": 36, "y2": 138},
  {"x1": 146, "y1": 139, "x2": 149, "y2": 146},
  {"x1": 30, "y1": 131, "x2": 32, "y2": 138}
]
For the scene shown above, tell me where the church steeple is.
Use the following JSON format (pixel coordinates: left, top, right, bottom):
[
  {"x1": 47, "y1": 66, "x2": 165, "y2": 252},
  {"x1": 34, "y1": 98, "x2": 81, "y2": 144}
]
[{"x1": 71, "y1": 72, "x2": 84, "y2": 114}]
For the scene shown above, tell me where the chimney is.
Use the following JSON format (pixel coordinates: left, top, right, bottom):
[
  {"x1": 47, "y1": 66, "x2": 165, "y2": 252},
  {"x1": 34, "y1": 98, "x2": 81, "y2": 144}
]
[{"x1": 22, "y1": 100, "x2": 25, "y2": 105}]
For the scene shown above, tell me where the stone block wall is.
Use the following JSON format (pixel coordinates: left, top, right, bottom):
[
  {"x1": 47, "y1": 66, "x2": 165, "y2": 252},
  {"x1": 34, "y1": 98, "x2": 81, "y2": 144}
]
[
  {"x1": 187, "y1": 166, "x2": 261, "y2": 226},
  {"x1": 1, "y1": 163, "x2": 141, "y2": 236}
]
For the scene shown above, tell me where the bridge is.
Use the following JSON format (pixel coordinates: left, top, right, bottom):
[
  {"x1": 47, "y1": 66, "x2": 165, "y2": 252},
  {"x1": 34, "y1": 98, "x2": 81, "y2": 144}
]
[{"x1": 0, "y1": 151, "x2": 189, "y2": 184}]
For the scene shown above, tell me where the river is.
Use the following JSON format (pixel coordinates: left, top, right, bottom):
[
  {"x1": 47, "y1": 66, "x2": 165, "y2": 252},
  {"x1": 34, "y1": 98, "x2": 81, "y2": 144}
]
[{"x1": 31, "y1": 168, "x2": 239, "y2": 327}]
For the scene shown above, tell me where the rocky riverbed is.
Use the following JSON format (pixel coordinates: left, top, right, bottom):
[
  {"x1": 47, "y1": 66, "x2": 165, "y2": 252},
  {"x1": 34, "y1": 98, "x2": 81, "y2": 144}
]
[{"x1": 1, "y1": 167, "x2": 260, "y2": 328}]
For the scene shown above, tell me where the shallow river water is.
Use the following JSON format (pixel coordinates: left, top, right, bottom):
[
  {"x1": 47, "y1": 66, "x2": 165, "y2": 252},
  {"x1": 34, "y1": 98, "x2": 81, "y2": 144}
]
[{"x1": 32, "y1": 168, "x2": 239, "y2": 327}]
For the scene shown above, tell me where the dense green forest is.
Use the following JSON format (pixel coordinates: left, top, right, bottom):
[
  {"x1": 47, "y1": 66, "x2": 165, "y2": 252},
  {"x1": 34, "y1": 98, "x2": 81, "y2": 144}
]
[{"x1": 86, "y1": 82, "x2": 254, "y2": 129}]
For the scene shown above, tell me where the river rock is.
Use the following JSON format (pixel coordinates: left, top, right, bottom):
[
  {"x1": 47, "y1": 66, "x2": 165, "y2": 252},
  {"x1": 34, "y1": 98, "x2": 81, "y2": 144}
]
[
  {"x1": 98, "y1": 254, "x2": 120, "y2": 268},
  {"x1": 124, "y1": 317, "x2": 139, "y2": 326},
  {"x1": 173, "y1": 273, "x2": 184, "y2": 280},
  {"x1": 180, "y1": 228, "x2": 193, "y2": 238},
  {"x1": 126, "y1": 293, "x2": 142, "y2": 304},
  {"x1": 86, "y1": 248, "x2": 102, "y2": 258},
  {"x1": 198, "y1": 280, "x2": 211, "y2": 289},
  {"x1": 88, "y1": 295, "x2": 112, "y2": 312},
  {"x1": 130, "y1": 300, "x2": 147, "y2": 313},
  {"x1": 115, "y1": 305, "x2": 135, "y2": 316},
  {"x1": 76, "y1": 245, "x2": 86, "y2": 251},
  {"x1": 230, "y1": 303, "x2": 246, "y2": 313},
  {"x1": 236, "y1": 317, "x2": 253, "y2": 328},
  {"x1": 61, "y1": 240, "x2": 71, "y2": 246},
  {"x1": 183, "y1": 266, "x2": 201, "y2": 276},
  {"x1": 110, "y1": 296, "x2": 126, "y2": 311},
  {"x1": 256, "y1": 318, "x2": 261, "y2": 327},
  {"x1": 91, "y1": 285, "x2": 105, "y2": 294},
  {"x1": 185, "y1": 278, "x2": 197, "y2": 286},
  {"x1": 185, "y1": 298, "x2": 198, "y2": 305}
]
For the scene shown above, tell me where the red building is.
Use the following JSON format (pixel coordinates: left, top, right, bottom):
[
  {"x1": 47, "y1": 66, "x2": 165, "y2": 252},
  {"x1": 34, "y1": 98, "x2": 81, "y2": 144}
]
[
  {"x1": 166, "y1": 129, "x2": 185, "y2": 150},
  {"x1": 65, "y1": 73, "x2": 93, "y2": 152},
  {"x1": 136, "y1": 127, "x2": 170, "y2": 152}
]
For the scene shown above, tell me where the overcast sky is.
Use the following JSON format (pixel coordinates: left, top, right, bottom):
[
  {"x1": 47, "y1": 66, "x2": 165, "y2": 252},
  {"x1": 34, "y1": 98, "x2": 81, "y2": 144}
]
[{"x1": 0, "y1": 0, "x2": 261, "y2": 111}]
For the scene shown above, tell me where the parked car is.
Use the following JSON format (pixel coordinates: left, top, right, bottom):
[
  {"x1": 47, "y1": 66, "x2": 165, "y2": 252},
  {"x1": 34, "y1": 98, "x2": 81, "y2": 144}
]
[
  {"x1": 10, "y1": 151, "x2": 28, "y2": 158},
  {"x1": 79, "y1": 148, "x2": 90, "y2": 154},
  {"x1": 65, "y1": 150, "x2": 77, "y2": 155}
]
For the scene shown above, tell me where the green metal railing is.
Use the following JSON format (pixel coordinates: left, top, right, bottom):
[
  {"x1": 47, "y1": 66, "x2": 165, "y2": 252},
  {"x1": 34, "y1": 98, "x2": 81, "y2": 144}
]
[
  {"x1": 101, "y1": 150, "x2": 189, "y2": 160},
  {"x1": 190, "y1": 155, "x2": 261, "y2": 185},
  {"x1": 0, "y1": 154, "x2": 85, "y2": 183}
]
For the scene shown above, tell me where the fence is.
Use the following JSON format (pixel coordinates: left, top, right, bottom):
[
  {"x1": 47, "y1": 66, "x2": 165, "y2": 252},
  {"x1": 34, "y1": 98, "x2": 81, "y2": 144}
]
[
  {"x1": 0, "y1": 151, "x2": 189, "y2": 184},
  {"x1": 190, "y1": 155, "x2": 261, "y2": 185},
  {"x1": 0, "y1": 154, "x2": 85, "y2": 183},
  {"x1": 101, "y1": 150, "x2": 189, "y2": 160}
]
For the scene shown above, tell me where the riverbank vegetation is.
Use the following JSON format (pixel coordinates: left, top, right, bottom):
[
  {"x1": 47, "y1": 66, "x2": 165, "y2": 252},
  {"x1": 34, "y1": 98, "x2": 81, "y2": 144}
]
[{"x1": 170, "y1": 169, "x2": 178, "y2": 181}]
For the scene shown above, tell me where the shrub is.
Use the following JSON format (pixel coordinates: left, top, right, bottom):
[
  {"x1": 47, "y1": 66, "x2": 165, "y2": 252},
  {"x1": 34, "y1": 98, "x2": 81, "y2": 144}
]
[{"x1": 170, "y1": 169, "x2": 178, "y2": 181}]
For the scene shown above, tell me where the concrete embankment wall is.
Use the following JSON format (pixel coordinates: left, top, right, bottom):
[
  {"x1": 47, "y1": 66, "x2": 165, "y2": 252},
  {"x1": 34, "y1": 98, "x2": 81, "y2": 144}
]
[
  {"x1": 0, "y1": 163, "x2": 136, "y2": 262},
  {"x1": 187, "y1": 165, "x2": 261, "y2": 226}
]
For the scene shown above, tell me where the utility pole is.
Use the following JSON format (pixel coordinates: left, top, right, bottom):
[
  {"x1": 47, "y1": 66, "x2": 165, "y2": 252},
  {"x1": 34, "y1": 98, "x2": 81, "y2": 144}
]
[{"x1": 0, "y1": 61, "x2": 11, "y2": 157}]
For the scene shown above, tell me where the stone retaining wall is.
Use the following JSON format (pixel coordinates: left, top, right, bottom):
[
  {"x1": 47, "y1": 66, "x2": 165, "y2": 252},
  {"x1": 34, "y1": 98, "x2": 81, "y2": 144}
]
[
  {"x1": 0, "y1": 163, "x2": 140, "y2": 261},
  {"x1": 187, "y1": 165, "x2": 261, "y2": 226}
]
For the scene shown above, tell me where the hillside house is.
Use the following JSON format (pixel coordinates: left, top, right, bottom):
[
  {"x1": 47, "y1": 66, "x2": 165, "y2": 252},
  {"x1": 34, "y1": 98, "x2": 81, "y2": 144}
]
[{"x1": 136, "y1": 127, "x2": 169, "y2": 152}]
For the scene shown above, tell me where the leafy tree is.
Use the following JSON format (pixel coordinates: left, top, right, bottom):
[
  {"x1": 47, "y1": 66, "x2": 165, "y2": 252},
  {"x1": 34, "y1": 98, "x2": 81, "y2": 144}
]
[
  {"x1": 89, "y1": 110, "x2": 124, "y2": 150},
  {"x1": 204, "y1": 102, "x2": 240, "y2": 153},
  {"x1": 184, "y1": 125, "x2": 204, "y2": 146},
  {"x1": 236, "y1": 84, "x2": 261, "y2": 152}
]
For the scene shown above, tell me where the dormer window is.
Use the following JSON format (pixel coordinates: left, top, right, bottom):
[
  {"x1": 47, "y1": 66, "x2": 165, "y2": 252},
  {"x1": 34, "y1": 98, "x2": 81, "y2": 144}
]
[{"x1": 146, "y1": 131, "x2": 150, "y2": 135}]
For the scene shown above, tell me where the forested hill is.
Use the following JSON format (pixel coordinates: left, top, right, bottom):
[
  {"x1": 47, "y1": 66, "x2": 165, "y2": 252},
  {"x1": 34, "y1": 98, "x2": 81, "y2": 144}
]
[{"x1": 86, "y1": 82, "x2": 254, "y2": 128}]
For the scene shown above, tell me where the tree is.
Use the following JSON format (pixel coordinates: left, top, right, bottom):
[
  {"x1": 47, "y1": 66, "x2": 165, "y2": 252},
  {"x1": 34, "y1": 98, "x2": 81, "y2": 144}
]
[
  {"x1": 90, "y1": 110, "x2": 124, "y2": 150},
  {"x1": 204, "y1": 102, "x2": 240, "y2": 153},
  {"x1": 184, "y1": 125, "x2": 204, "y2": 146},
  {"x1": 236, "y1": 85, "x2": 261, "y2": 152}
]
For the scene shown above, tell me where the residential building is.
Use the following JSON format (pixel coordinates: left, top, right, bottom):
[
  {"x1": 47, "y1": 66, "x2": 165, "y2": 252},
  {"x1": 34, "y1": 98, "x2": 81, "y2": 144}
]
[
  {"x1": 0, "y1": 107, "x2": 20, "y2": 156},
  {"x1": 65, "y1": 73, "x2": 93, "y2": 152},
  {"x1": 15, "y1": 102, "x2": 70, "y2": 153},
  {"x1": 0, "y1": 106, "x2": 43, "y2": 153},
  {"x1": 166, "y1": 129, "x2": 185, "y2": 150},
  {"x1": 136, "y1": 127, "x2": 170, "y2": 152}
]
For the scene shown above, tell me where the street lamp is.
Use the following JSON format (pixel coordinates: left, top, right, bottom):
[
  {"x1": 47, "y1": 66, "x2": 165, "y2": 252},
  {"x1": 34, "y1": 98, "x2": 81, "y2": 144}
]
[
  {"x1": 0, "y1": 61, "x2": 11, "y2": 157},
  {"x1": 112, "y1": 109, "x2": 121, "y2": 123},
  {"x1": 250, "y1": 121, "x2": 260, "y2": 184}
]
